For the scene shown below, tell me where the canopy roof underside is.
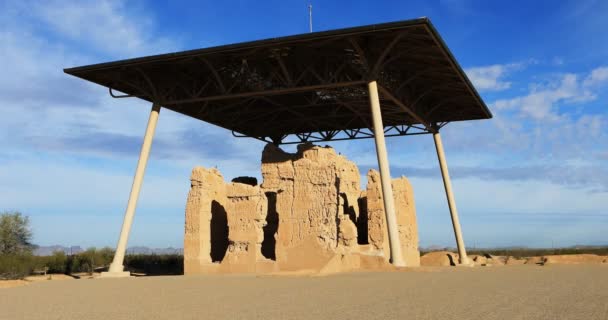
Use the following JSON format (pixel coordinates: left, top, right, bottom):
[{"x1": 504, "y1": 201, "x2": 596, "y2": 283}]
[{"x1": 64, "y1": 18, "x2": 491, "y2": 144}]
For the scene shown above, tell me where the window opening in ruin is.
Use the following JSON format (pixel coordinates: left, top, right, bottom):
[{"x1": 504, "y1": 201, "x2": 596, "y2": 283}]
[
  {"x1": 210, "y1": 200, "x2": 229, "y2": 262},
  {"x1": 261, "y1": 192, "x2": 278, "y2": 260}
]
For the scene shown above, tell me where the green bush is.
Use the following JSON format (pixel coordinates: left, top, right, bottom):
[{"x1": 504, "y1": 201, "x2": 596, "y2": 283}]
[
  {"x1": 46, "y1": 251, "x2": 68, "y2": 273},
  {"x1": 0, "y1": 254, "x2": 33, "y2": 280},
  {"x1": 97, "y1": 247, "x2": 115, "y2": 265},
  {"x1": 0, "y1": 211, "x2": 36, "y2": 279},
  {"x1": 1, "y1": 211, "x2": 34, "y2": 255},
  {"x1": 60, "y1": 247, "x2": 115, "y2": 274}
]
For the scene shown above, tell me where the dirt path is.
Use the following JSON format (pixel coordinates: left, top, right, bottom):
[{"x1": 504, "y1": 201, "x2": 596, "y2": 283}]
[{"x1": 1, "y1": 265, "x2": 607, "y2": 320}]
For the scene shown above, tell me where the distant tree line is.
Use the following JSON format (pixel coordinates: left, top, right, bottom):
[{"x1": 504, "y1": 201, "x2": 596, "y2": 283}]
[
  {"x1": 464, "y1": 247, "x2": 608, "y2": 258},
  {"x1": 420, "y1": 246, "x2": 608, "y2": 258},
  {"x1": 0, "y1": 211, "x2": 183, "y2": 279}
]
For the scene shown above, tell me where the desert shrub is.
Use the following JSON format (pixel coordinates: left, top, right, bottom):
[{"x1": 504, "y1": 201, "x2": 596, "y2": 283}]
[
  {"x1": 0, "y1": 211, "x2": 34, "y2": 255},
  {"x1": 47, "y1": 251, "x2": 68, "y2": 273},
  {"x1": 96, "y1": 247, "x2": 115, "y2": 265},
  {"x1": 66, "y1": 253, "x2": 91, "y2": 274},
  {"x1": 78, "y1": 248, "x2": 97, "y2": 273},
  {"x1": 0, "y1": 254, "x2": 34, "y2": 280},
  {"x1": 59, "y1": 247, "x2": 115, "y2": 274},
  {"x1": 0, "y1": 211, "x2": 36, "y2": 279},
  {"x1": 23, "y1": 251, "x2": 69, "y2": 274}
]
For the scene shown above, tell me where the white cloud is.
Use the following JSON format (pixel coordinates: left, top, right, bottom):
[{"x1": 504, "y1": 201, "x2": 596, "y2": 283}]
[
  {"x1": 493, "y1": 72, "x2": 597, "y2": 121},
  {"x1": 465, "y1": 63, "x2": 523, "y2": 91},
  {"x1": 27, "y1": 0, "x2": 176, "y2": 58},
  {"x1": 0, "y1": 0, "x2": 262, "y2": 167},
  {"x1": 420, "y1": 65, "x2": 608, "y2": 187},
  {"x1": 583, "y1": 66, "x2": 608, "y2": 87},
  {"x1": 466, "y1": 65, "x2": 511, "y2": 91}
]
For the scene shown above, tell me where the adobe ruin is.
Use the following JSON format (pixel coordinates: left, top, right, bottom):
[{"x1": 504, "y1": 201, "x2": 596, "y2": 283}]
[{"x1": 184, "y1": 143, "x2": 419, "y2": 274}]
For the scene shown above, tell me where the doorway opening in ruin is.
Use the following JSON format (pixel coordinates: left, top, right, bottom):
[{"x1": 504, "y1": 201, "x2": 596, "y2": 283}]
[
  {"x1": 357, "y1": 197, "x2": 369, "y2": 244},
  {"x1": 210, "y1": 200, "x2": 229, "y2": 262},
  {"x1": 261, "y1": 192, "x2": 278, "y2": 260}
]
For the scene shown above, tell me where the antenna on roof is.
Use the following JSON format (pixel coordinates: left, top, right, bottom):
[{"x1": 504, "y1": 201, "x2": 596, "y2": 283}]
[{"x1": 308, "y1": 3, "x2": 313, "y2": 33}]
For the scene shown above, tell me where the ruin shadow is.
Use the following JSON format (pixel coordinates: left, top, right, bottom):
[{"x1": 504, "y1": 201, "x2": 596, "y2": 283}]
[
  {"x1": 261, "y1": 192, "x2": 279, "y2": 260},
  {"x1": 446, "y1": 253, "x2": 457, "y2": 266},
  {"x1": 357, "y1": 196, "x2": 369, "y2": 244},
  {"x1": 261, "y1": 143, "x2": 325, "y2": 164},
  {"x1": 340, "y1": 193, "x2": 358, "y2": 225},
  {"x1": 210, "y1": 200, "x2": 229, "y2": 262}
]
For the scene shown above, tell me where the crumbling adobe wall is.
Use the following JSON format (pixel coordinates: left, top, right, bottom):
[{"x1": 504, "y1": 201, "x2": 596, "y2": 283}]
[
  {"x1": 260, "y1": 143, "x2": 361, "y2": 270},
  {"x1": 183, "y1": 167, "x2": 227, "y2": 273},
  {"x1": 184, "y1": 167, "x2": 271, "y2": 274},
  {"x1": 364, "y1": 170, "x2": 420, "y2": 266},
  {"x1": 184, "y1": 143, "x2": 420, "y2": 274},
  {"x1": 392, "y1": 175, "x2": 420, "y2": 266}
]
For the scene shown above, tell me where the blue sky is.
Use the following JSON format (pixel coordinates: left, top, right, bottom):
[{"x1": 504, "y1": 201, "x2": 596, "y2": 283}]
[{"x1": 1, "y1": 0, "x2": 607, "y2": 249}]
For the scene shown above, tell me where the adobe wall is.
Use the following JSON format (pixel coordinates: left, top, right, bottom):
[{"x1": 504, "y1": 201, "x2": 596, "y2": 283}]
[
  {"x1": 260, "y1": 143, "x2": 362, "y2": 270},
  {"x1": 184, "y1": 143, "x2": 420, "y2": 274},
  {"x1": 365, "y1": 170, "x2": 420, "y2": 266},
  {"x1": 183, "y1": 167, "x2": 226, "y2": 274}
]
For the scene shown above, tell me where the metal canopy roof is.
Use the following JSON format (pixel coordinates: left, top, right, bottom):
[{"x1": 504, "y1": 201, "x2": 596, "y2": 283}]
[{"x1": 64, "y1": 18, "x2": 491, "y2": 144}]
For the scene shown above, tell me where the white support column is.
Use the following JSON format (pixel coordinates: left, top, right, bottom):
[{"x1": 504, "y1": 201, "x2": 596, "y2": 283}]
[
  {"x1": 368, "y1": 81, "x2": 405, "y2": 267},
  {"x1": 102, "y1": 104, "x2": 161, "y2": 278},
  {"x1": 433, "y1": 129, "x2": 471, "y2": 266}
]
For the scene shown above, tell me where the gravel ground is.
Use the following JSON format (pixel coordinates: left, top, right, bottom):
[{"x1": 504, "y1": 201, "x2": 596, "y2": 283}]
[{"x1": 1, "y1": 265, "x2": 607, "y2": 320}]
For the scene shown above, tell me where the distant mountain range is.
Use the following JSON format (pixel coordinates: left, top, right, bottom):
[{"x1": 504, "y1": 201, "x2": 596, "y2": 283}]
[
  {"x1": 126, "y1": 246, "x2": 184, "y2": 255},
  {"x1": 33, "y1": 245, "x2": 84, "y2": 256},
  {"x1": 33, "y1": 245, "x2": 183, "y2": 256}
]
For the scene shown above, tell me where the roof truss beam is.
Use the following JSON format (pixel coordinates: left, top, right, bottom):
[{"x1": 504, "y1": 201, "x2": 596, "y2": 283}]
[{"x1": 159, "y1": 80, "x2": 366, "y2": 105}]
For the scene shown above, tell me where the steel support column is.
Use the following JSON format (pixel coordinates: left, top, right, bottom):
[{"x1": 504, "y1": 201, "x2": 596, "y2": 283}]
[
  {"x1": 432, "y1": 129, "x2": 471, "y2": 265},
  {"x1": 368, "y1": 81, "x2": 405, "y2": 267},
  {"x1": 102, "y1": 103, "x2": 161, "y2": 277}
]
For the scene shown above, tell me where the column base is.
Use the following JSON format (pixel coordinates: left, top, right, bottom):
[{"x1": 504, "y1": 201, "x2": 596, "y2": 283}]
[
  {"x1": 391, "y1": 259, "x2": 406, "y2": 267},
  {"x1": 455, "y1": 260, "x2": 475, "y2": 267},
  {"x1": 99, "y1": 271, "x2": 131, "y2": 278}
]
